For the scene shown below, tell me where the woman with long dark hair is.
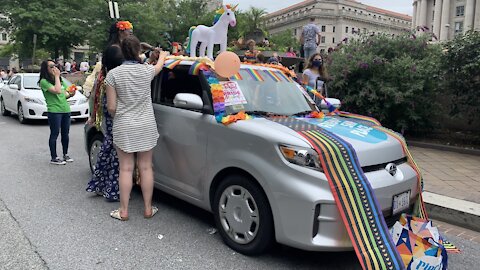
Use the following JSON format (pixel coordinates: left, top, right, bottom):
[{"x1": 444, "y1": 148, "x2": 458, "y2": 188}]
[
  {"x1": 39, "y1": 60, "x2": 75, "y2": 165},
  {"x1": 106, "y1": 35, "x2": 167, "y2": 220},
  {"x1": 302, "y1": 53, "x2": 330, "y2": 98},
  {"x1": 86, "y1": 21, "x2": 133, "y2": 201}
]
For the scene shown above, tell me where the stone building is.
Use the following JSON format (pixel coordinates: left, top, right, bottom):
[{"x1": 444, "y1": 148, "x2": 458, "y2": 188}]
[
  {"x1": 265, "y1": 0, "x2": 412, "y2": 54},
  {"x1": 413, "y1": 0, "x2": 480, "y2": 41}
]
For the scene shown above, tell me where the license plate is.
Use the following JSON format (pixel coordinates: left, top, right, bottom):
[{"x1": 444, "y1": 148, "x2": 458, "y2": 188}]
[{"x1": 392, "y1": 190, "x2": 411, "y2": 215}]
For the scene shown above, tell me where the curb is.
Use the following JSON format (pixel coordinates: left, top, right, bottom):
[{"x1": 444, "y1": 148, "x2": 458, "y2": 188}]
[
  {"x1": 408, "y1": 140, "x2": 480, "y2": 156},
  {"x1": 423, "y1": 192, "x2": 480, "y2": 232}
]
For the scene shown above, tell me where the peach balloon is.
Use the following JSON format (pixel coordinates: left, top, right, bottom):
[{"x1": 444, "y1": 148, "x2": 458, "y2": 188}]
[{"x1": 214, "y1": 51, "x2": 241, "y2": 78}]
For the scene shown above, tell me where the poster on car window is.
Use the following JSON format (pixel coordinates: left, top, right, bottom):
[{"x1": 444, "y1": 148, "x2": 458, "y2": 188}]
[{"x1": 220, "y1": 81, "x2": 248, "y2": 106}]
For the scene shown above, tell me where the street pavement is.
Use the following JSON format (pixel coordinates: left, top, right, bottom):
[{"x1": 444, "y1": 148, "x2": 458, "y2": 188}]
[{"x1": 0, "y1": 115, "x2": 478, "y2": 270}]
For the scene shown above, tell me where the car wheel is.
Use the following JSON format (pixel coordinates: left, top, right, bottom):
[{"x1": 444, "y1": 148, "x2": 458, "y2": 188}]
[
  {"x1": 1, "y1": 98, "x2": 10, "y2": 116},
  {"x1": 17, "y1": 103, "x2": 27, "y2": 124},
  {"x1": 213, "y1": 174, "x2": 274, "y2": 255},
  {"x1": 89, "y1": 133, "x2": 104, "y2": 174}
]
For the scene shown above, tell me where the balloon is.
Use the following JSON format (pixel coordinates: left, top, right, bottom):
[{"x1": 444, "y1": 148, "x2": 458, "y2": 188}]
[{"x1": 214, "y1": 51, "x2": 241, "y2": 78}]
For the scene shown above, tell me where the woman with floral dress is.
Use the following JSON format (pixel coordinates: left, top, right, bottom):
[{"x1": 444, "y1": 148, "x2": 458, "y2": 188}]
[{"x1": 86, "y1": 21, "x2": 133, "y2": 201}]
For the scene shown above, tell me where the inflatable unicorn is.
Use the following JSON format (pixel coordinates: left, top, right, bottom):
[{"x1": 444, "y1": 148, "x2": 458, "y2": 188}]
[{"x1": 186, "y1": 4, "x2": 238, "y2": 59}]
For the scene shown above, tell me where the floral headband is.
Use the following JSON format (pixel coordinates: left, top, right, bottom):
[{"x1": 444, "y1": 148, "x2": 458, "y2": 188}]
[{"x1": 116, "y1": 21, "x2": 133, "y2": 31}]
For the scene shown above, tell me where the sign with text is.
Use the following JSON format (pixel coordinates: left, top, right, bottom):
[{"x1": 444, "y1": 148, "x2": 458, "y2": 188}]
[{"x1": 221, "y1": 81, "x2": 248, "y2": 106}]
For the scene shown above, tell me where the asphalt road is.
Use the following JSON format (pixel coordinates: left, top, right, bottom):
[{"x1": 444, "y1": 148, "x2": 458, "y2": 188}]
[{"x1": 0, "y1": 115, "x2": 478, "y2": 270}]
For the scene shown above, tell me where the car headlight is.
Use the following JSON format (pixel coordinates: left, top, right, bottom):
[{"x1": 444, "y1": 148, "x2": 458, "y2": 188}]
[
  {"x1": 24, "y1": 96, "x2": 44, "y2": 105},
  {"x1": 279, "y1": 145, "x2": 323, "y2": 172},
  {"x1": 78, "y1": 98, "x2": 88, "y2": 105}
]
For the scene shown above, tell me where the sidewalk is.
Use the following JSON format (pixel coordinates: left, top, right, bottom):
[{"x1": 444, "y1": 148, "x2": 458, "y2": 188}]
[
  {"x1": 409, "y1": 146, "x2": 480, "y2": 231},
  {"x1": 410, "y1": 146, "x2": 480, "y2": 204}
]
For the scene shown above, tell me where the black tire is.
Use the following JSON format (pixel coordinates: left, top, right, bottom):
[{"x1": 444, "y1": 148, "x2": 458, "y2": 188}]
[
  {"x1": 17, "y1": 103, "x2": 27, "y2": 124},
  {"x1": 1, "y1": 97, "x2": 10, "y2": 116},
  {"x1": 88, "y1": 133, "x2": 104, "y2": 174},
  {"x1": 213, "y1": 174, "x2": 274, "y2": 255}
]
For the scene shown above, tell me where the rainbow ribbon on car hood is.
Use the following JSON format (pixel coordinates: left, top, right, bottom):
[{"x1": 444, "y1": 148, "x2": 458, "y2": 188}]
[{"x1": 271, "y1": 117, "x2": 406, "y2": 270}]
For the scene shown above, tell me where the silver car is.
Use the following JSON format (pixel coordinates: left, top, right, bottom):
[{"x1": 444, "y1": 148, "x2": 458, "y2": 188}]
[{"x1": 84, "y1": 61, "x2": 417, "y2": 255}]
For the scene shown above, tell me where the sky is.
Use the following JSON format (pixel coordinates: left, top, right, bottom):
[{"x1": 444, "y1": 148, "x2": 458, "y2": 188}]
[{"x1": 231, "y1": 0, "x2": 413, "y2": 16}]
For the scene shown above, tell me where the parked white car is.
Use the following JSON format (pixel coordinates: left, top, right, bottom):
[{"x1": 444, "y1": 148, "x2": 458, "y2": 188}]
[{"x1": 0, "y1": 73, "x2": 89, "y2": 123}]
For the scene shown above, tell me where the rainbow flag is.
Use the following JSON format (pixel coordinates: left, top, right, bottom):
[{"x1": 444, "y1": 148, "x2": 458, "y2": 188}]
[
  {"x1": 270, "y1": 117, "x2": 405, "y2": 270},
  {"x1": 230, "y1": 72, "x2": 243, "y2": 80},
  {"x1": 263, "y1": 70, "x2": 282, "y2": 82},
  {"x1": 189, "y1": 61, "x2": 206, "y2": 75},
  {"x1": 275, "y1": 70, "x2": 293, "y2": 82},
  {"x1": 165, "y1": 59, "x2": 182, "y2": 70},
  {"x1": 245, "y1": 68, "x2": 264, "y2": 81}
]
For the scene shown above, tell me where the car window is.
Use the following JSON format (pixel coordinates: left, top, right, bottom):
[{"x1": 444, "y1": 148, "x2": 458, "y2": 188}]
[
  {"x1": 157, "y1": 66, "x2": 204, "y2": 108},
  {"x1": 9, "y1": 76, "x2": 21, "y2": 89}
]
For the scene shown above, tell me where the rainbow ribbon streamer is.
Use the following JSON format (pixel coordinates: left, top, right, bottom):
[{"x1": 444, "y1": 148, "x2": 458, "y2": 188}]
[
  {"x1": 270, "y1": 117, "x2": 404, "y2": 270},
  {"x1": 275, "y1": 70, "x2": 293, "y2": 82},
  {"x1": 165, "y1": 59, "x2": 182, "y2": 70},
  {"x1": 335, "y1": 111, "x2": 382, "y2": 126},
  {"x1": 245, "y1": 68, "x2": 264, "y2": 81},
  {"x1": 189, "y1": 61, "x2": 207, "y2": 75},
  {"x1": 263, "y1": 70, "x2": 282, "y2": 82},
  {"x1": 230, "y1": 72, "x2": 243, "y2": 80}
]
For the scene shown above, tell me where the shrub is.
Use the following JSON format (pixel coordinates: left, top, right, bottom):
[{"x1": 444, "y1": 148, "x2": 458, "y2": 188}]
[
  {"x1": 327, "y1": 33, "x2": 443, "y2": 133},
  {"x1": 442, "y1": 30, "x2": 480, "y2": 125}
]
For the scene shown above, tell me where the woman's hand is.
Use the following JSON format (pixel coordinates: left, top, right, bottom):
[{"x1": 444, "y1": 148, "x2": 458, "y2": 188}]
[
  {"x1": 158, "y1": 51, "x2": 169, "y2": 61},
  {"x1": 53, "y1": 67, "x2": 61, "y2": 77}
]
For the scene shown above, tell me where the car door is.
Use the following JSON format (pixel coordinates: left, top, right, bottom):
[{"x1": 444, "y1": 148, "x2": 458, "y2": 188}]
[
  {"x1": 5, "y1": 76, "x2": 20, "y2": 112},
  {"x1": 151, "y1": 66, "x2": 212, "y2": 200}
]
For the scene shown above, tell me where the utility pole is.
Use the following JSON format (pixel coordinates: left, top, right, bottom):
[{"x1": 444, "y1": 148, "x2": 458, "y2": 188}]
[{"x1": 31, "y1": 34, "x2": 37, "y2": 72}]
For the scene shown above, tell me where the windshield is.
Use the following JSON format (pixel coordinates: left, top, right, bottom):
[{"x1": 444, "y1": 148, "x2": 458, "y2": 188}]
[
  {"x1": 23, "y1": 75, "x2": 72, "y2": 90},
  {"x1": 223, "y1": 68, "x2": 315, "y2": 116}
]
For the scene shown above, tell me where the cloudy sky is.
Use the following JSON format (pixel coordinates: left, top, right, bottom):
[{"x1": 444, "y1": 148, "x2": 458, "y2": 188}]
[{"x1": 231, "y1": 0, "x2": 413, "y2": 16}]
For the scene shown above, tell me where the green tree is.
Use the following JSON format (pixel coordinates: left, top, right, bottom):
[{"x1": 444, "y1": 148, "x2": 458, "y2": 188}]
[
  {"x1": 269, "y1": 29, "x2": 299, "y2": 52},
  {"x1": 442, "y1": 30, "x2": 480, "y2": 124},
  {"x1": 2, "y1": 0, "x2": 91, "y2": 59},
  {"x1": 327, "y1": 33, "x2": 443, "y2": 133},
  {"x1": 243, "y1": 7, "x2": 267, "y2": 34}
]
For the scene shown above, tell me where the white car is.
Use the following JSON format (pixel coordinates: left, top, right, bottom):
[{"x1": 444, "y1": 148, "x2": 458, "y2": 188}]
[{"x1": 0, "y1": 73, "x2": 89, "y2": 123}]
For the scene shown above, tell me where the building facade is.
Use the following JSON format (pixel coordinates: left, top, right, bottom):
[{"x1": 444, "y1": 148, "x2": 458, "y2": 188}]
[
  {"x1": 265, "y1": 0, "x2": 412, "y2": 54},
  {"x1": 413, "y1": 0, "x2": 480, "y2": 41}
]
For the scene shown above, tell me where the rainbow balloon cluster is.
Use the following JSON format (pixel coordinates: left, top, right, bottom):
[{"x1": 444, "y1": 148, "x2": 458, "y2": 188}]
[{"x1": 204, "y1": 70, "x2": 251, "y2": 125}]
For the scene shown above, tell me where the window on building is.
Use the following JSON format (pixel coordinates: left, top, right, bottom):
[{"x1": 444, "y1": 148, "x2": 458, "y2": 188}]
[
  {"x1": 333, "y1": 26, "x2": 336, "y2": 33},
  {"x1": 352, "y1": 27, "x2": 355, "y2": 34},
  {"x1": 1, "y1": 33, "x2": 6, "y2": 41},
  {"x1": 455, "y1": 22, "x2": 464, "y2": 34},
  {"x1": 321, "y1": 25, "x2": 326, "y2": 32},
  {"x1": 332, "y1": 37, "x2": 335, "y2": 43},
  {"x1": 432, "y1": 11, "x2": 435, "y2": 20},
  {"x1": 294, "y1": 29, "x2": 297, "y2": 35},
  {"x1": 320, "y1": 49, "x2": 325, "y2": 54},
  {"x1": 321, "y1": 36, "x2": 326, "y2": 43},
  {"x1": 456, "y1": 6, "x2": 465, "y2": 16},
  {"x1": 345, "y1": 26, "x2": 349, "y2": 33}
]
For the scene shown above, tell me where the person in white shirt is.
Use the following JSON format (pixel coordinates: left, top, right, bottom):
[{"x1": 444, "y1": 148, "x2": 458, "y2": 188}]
[
  {"x1": 79, "y1": 61, "x2": 90, "y2": 72},
  {"x1": 65, "y1": 61, "x2": 72, "y2": 73}
]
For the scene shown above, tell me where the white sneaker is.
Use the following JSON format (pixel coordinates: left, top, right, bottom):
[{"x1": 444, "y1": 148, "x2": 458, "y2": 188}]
[{"x1": 63, "y1": 155, "x2": 74, "y2": 163}]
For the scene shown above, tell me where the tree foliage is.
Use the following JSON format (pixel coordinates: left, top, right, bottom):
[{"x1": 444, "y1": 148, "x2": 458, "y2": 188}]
[
  {"x1": 269, "y1": 29, "x2": 299, "y2": 52},
  {"x1": 442, "y1": 30, "x2": 480, "y2": 124},
  {"x1": 327, "y1": 33, "x2": 443, "y2": 133}
]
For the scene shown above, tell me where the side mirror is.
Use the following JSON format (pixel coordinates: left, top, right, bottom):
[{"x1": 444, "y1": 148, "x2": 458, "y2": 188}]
[
  {"x1": 320, "y1": 98, "x2": 341, "y2": 111},
  {"x1": 173, "y1": 93, "x2": 204, "y2": 110},
  {"x1": 9, "y1": 84, "x2": 19, "y2": 90}
]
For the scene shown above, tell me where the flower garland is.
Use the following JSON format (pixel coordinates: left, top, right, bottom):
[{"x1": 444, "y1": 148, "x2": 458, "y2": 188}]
[
  {"x1": 67, "y1": 84, "x2": 77, "y2": 94},
  {"x1": 204, "y1": 70, "x2": 251, "y2": 125},
  {"x1": 116, "y1": 21, "x2": 133, "y2": 31}
]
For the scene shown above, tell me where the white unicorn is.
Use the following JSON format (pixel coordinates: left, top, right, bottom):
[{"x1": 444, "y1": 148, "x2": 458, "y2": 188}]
[{"x1": 186, "y1": 4, "x2": 238, "y2": 59}]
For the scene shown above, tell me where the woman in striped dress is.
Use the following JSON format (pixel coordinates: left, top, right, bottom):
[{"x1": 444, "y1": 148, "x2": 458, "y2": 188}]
[{"x1": 106, "y1": 35, "x2": 168, "y2": 221}]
